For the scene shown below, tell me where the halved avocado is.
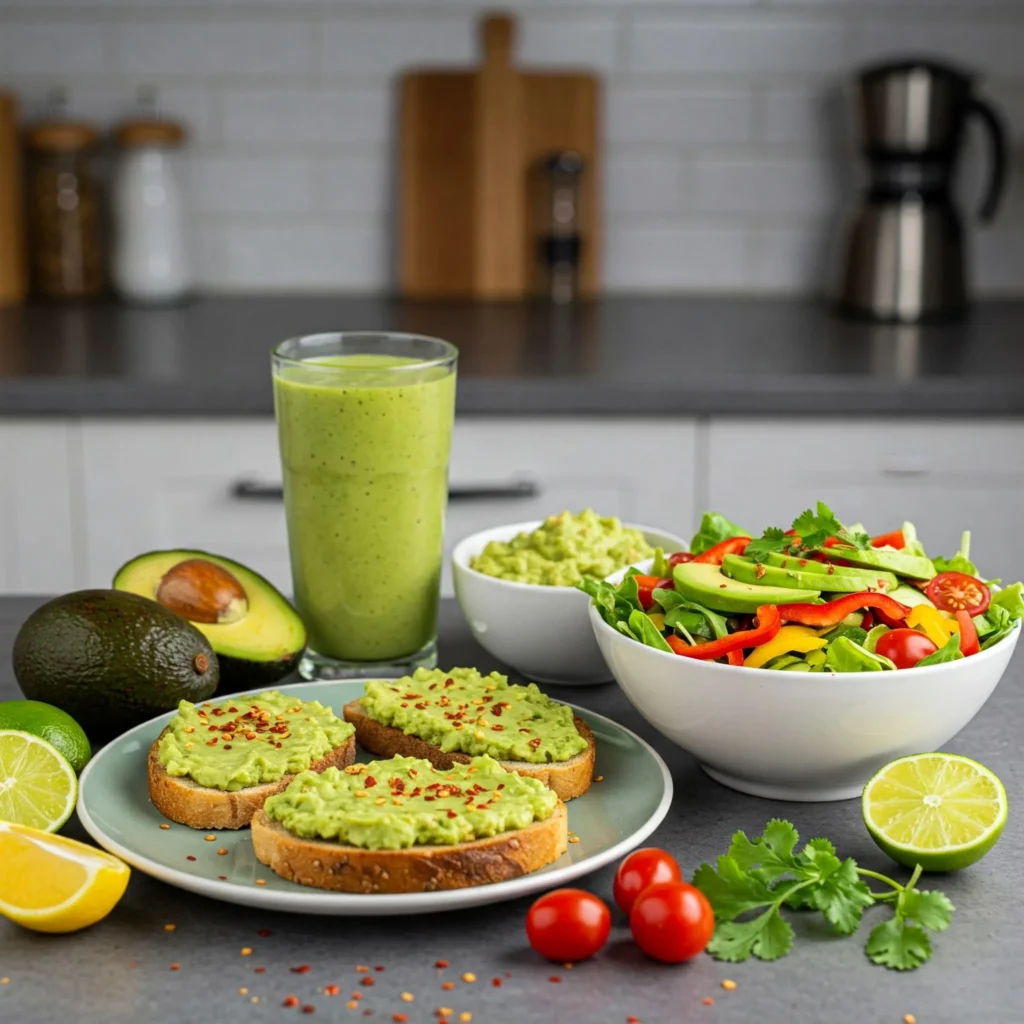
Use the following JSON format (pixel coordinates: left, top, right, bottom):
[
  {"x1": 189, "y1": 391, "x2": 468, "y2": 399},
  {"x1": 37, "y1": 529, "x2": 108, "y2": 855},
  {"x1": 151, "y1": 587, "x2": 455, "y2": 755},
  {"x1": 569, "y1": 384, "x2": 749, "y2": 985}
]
[
  {"x1": 724, "y1": 554, "x2": 898, "y2": 594},
  {"x1": 673, "y1": 560, "x2": 820, "y2": 615},
  {"x1": 113, "y1": 550, "x2": 306, "y2": 690}
]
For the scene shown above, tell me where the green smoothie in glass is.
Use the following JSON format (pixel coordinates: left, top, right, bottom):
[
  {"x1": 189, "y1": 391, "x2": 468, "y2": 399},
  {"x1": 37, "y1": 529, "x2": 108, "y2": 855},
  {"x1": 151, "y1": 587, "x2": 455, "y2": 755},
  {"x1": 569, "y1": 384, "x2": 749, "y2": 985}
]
[{"x1": 272, "y1": 334, "x2": 457, "y2": 678}]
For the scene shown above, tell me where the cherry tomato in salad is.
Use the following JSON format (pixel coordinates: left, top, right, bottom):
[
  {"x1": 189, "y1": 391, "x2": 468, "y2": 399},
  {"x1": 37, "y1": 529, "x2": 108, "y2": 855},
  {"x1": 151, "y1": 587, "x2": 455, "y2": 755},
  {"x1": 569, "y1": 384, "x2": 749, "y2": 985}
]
[
  {"x1": 956, "y1": 610, "x2": 980, "y2": 656},
  {"x1": 875, "y1": 628, "x2": 938, "y2": 669},
  {"x1": 634, "y1": 575, "x2": 674, "y2": 611},
  {"x1": 526, "y1": 889, "x2": 611, "y2": 963},
  {"x1": 871, "y1": 529, "x2": 906, "y2": 549},
  {"x1": 667, "y1": 551, "x2": 695, "y2": 567},
  {"x1": 612, "y1": 848, "x2": 682, "y2": 915},
  {"x1": 925, "y1": 571, "x2": 991, "y2": 616},
  {"x1": 629, "y1": 882, "x2": 715, "y2": 964}
]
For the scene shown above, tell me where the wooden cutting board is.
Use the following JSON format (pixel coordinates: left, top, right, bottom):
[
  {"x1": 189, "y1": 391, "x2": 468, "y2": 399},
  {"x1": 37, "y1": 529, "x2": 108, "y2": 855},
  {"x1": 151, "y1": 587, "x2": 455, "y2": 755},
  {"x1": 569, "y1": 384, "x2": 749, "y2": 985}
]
[{"x1": 399, "y1": 13, "x2": 600, "y2": 299}]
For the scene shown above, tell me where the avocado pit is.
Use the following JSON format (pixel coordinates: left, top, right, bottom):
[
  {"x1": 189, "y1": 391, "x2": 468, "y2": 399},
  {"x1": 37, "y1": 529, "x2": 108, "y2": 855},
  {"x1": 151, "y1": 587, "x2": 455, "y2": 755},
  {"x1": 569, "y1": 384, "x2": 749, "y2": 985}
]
[{"x1": 157, "y1": 559, "x2": 249, "y2": 625}]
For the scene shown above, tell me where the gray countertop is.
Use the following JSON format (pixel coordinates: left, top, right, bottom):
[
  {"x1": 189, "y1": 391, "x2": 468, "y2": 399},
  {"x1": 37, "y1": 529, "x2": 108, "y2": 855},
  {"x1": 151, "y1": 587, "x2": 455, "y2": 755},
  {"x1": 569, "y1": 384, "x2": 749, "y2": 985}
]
[
  {"x1": 3, "y1": 295, "x2": 1024, "y2": 416},
  {"x1": 1, "y1": 596, "x2": 1021, "y2": 1024}
]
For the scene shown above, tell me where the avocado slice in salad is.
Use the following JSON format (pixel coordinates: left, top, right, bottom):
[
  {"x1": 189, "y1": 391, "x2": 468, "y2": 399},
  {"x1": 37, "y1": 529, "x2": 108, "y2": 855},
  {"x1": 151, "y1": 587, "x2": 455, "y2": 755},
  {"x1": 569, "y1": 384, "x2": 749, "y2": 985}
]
[
  {"x1": 764, "y1": 551, "x2": 899, "y2": 584},
  {"x1": 723, "y1": 554, "x2": 898, "y2": 594},
  {"x1": 673, "y1": 561, "x2": 819, "y2": 615},
  {"x1": 887, "y1": 584, "x2": 936, "y2": 610},
  {"x1": 810, "y1": 546, "x2": 936, "y2": 581}
]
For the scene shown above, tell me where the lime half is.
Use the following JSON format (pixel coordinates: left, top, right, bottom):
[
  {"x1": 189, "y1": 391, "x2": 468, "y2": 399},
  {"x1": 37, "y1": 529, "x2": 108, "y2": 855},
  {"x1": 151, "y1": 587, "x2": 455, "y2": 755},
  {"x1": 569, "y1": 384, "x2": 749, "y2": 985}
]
[
  {"x1": 0, "y1": 730, "x2": 78, "y2": 833},
  {"x1": 0, "y1": 701, "x2": 91, "y2": 774},
  {"x1": 863, "y1": 752, "x2": 1007, "y2": 872}
]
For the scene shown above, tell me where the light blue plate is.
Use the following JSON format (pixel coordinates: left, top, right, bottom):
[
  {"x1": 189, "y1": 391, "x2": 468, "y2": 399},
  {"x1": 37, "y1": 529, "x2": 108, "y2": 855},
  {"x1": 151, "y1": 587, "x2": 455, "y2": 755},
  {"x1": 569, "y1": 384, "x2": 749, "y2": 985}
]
[{"x1": 77, "y1": 680, "x2": 672, "y2": 916}]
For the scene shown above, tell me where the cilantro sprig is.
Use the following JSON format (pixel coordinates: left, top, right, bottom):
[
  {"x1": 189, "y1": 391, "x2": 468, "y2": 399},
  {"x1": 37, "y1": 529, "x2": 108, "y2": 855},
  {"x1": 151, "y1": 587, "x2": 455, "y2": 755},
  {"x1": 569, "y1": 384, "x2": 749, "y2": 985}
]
[
  {"x1": 742, "y1": 501, "x2": 871, "y2": 561},
  {"x1": 693, "y1": 820, "x2": 954, "y2": 971}
]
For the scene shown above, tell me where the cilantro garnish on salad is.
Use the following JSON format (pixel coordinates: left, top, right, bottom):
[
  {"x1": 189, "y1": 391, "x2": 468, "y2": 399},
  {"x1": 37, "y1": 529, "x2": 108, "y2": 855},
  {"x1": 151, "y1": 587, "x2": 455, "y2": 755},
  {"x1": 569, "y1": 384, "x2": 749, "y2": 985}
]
[{"x1": 577, "y1": 502, "x2": 1023, "y2": 671}]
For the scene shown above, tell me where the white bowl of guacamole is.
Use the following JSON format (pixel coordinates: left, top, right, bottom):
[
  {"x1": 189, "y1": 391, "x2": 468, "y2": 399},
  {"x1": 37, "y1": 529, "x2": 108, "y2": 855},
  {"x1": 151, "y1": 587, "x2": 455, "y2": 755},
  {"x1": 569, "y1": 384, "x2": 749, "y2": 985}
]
[{"x1": 453, "y1": 514, "x2": 687, "y2": 685}]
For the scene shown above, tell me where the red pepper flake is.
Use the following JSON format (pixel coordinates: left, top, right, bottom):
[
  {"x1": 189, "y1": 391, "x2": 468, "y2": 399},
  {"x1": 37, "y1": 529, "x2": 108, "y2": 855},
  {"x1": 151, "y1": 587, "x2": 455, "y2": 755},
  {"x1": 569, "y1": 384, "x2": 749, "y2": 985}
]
[
  {"x1": 218, "y1": 875, "x2": 227, "y2": 881},
  {"x1": 505, "y1": 971, "x2": 511, "y2": 978},
  {"x1": 254, "y1": 967, "x2": 266, "y2": 974},
  {"x1": 217, "y1": 848, "x2": 228, "y2": 856},
  {"x1": 441, "y1": 982, "x2": 453, "y2": 991},
  {"x1": 549, "y1": 975, "x2": 562, "y2": 983},
  {"x1": 393, "y1": 1016, "x2": 408, "y2": 1023},
  {"x1": 434, "y1": 959, "x2": 449, "y2": 969},
  {"x1": 528, "y1": 738, "x2": 542, "y2": 749},
  {"x1": 228, "y1": 706, "x2": 238, "y2": 713},
  {"x1": 363, "y1": 1012, "x2": 374, "y2": 1018},
  {"x1": 186, "y1": 855, "x2": 196, "y2": 862},
  {"x1": 128, "y1": 961, "x2": 136, "y2": 968},
  {"x1": 702, "y1": 997, "x2": 715, "y2": 1007},
  {"x1": 169, "y1": 963, "x2": 180, "y2": 971},
  {"x1": 356, "y1": 965, "x2": 370, "y2": 972},
  {"x1": 301, "y1": 1007, "x2": 315, "y2": 1015},
  {"x1": 282, "y1": 995, "x2": 300, "y2": 1008},
  {"x1": 374, "y1": 964, "x2": 385, "y2": 972},
  {"x1": 361, "y1": 976, "x2": 375, "y2": 987},
  {"x1": 323, "y1": 985, "x2": 340, "y2": 997},
  {"x1": 491, "y1": 977, "x2": 502, "y2": 987},
  {"x1": 350, "y1": 992, "x2": 362, "y2": 1001},
  {"x1": 159, "y1": 823, "x2": 171, "y2": 830},
  {"x1": 291, "y1": 964, "x2": 311, "y2": 974},
  {"x1": 365, "y1": 776, "x2": 378, "y2": 789},
  {"x1": 256, "y1": 928, "x2": 271, "y2": 937},
  {"x1": 446, "y1": 809, "x2": 458, "y2": 819}
]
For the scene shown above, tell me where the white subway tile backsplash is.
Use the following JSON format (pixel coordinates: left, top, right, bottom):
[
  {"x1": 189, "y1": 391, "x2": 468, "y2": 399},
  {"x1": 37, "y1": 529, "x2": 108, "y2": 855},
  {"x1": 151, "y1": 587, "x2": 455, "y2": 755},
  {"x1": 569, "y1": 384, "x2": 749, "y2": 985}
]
[
  {"x1": 191, "y1": 156, "x2": 312, "y2": 214},
  {"x1": 2, "y1": 2, "x2": 1023, "y2": 296},
  {"x1": 628, "y1": 17, "x2": 848, "y2": 76},
  {"x1": 0, "y1": 21, "x2": 108, "y2": 76},
  {"x1": 214, "y1": 222, "x2": 385, "y2": 290},
  {"x1": 695, "y1": 159, "x2": 840, "y2": 215},
  {"x1": 222, "y1": 87, "x2": 389, "y2": 146},
  {"x1": 321, "y1": 18, "x2": 474, "y2": 77},
  {"x1": 605, "y1": 225, "x2": 748, "y2": 291},
  {"x1": 117, "y1": 20, "x2": 312, "y2": 77},
  {"x1": 607, "y1": 86, "x2": 752, "y2": 145}
]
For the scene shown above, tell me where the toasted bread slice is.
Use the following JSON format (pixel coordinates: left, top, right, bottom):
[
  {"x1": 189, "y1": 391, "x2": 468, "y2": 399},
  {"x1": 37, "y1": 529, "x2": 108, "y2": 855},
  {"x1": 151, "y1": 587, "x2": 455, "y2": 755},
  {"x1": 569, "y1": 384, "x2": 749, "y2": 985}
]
[
  {"x1": 147, "y1": 732, "x2": 356, "y2": 830},
  {"x1": 342, "y1": 699, "x2": 595, "y2": 801},
  {"x1": 251, "y1": 800, "x2": 568, "y2": 893}
]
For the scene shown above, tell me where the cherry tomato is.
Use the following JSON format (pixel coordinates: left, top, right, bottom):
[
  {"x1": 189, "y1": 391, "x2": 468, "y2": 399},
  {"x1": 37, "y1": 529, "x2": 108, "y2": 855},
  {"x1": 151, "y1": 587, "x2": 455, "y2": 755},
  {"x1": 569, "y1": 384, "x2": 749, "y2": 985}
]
[
  {"x1": 875, "y1": 628, "x2": 938, "y2": 669},
  {"x1": 634, "y1": 575, "x2": 674, "y2": 611},
  {"x1": 526, "y1": 888, "x2": 611, "y2": 963},
  {"x1": 871, "y1": 529, "x2": 905, "y2": 549},
  {"x1": 629, "y1": 882, "x2": 715, "y2": 964},
  {"x1": 956, "y1": 609, "x2": 980, "y2": 656},
  {"x1": 926, "y1": 572, "x2": 991, "y2": 616},
  {"x1": 667, "y1": 552, "x2": 695, "y2": 567},
  {"x1": 612, "y1": 848, "x2": 683, "y2": 915}
]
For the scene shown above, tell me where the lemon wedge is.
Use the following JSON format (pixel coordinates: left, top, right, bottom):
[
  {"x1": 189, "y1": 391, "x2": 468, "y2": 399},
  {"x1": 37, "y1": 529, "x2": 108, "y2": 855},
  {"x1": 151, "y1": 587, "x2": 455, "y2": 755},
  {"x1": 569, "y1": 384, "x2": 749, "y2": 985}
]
[{"x1": 0, "y1": 821, "x2": 130, "y2": 932}]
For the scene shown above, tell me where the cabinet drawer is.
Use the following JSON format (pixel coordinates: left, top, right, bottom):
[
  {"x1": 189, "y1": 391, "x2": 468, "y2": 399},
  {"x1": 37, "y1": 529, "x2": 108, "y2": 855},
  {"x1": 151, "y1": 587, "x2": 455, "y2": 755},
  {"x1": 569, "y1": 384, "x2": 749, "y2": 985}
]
[{"x1": 707, "y1": 418, "x2": 1024, "y2": 581}]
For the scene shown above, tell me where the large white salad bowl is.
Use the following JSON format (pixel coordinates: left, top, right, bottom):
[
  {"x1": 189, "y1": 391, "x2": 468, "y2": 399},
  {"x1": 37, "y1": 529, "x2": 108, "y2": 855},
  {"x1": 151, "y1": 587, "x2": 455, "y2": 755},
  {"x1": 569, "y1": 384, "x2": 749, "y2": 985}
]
[
  {"x1": 589, "y1": 559, "x2": 1020, "y2": 801},
  {"x1": 453, "y1": 521, "x2": 688, "y2": 686}
]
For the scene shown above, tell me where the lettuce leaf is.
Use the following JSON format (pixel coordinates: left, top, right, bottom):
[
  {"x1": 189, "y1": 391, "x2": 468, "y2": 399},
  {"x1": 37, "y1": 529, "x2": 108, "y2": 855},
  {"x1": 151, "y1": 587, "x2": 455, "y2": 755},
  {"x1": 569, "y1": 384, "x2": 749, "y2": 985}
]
[
  {"x1": 932, "y1": 531, "x2": 977, "y2": 576},
  {"x1": 990, "y1": 581, "x2": 1024, "y2": 621},
  {"x1": 916, "y1": 633, "x2": 963, "y2": 667},
  {"x1": 690, "y1": 512, "x2": 748, "y2": 555},
  {"x1": 825, "y1": 636, "x2": 897, "y2": 672}
]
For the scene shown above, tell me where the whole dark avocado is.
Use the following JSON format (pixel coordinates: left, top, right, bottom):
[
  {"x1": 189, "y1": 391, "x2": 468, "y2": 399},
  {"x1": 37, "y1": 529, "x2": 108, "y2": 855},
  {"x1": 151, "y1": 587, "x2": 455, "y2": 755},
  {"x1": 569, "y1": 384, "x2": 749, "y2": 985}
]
[{"x1": 13, "y1": 589, "x2": 219, "y2": 739}]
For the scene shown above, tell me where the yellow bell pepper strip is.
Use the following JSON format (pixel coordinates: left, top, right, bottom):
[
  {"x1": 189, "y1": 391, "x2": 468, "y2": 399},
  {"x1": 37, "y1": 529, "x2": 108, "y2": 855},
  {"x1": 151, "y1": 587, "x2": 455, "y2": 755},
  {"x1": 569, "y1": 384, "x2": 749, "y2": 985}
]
[
  {"x1": 906, "y1": 605, "x2": 959, "y2": 647},
  {"x1": 744, "y1": 625, "x2": 828, "y2": 669}
]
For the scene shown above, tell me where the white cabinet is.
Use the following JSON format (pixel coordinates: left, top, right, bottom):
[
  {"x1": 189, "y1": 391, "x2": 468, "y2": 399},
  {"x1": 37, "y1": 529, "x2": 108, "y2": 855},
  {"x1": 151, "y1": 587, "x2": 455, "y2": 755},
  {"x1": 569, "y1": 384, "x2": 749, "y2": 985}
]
[
  {"x1": 0, "y1": 421, "x2": 77, "y2": 594},
  {"x1": 706, "y1": 418, "x2": 1024, "y2": 581},
  {"x1": 77, "y1": 417, "x2": 700, "y2": 598}
]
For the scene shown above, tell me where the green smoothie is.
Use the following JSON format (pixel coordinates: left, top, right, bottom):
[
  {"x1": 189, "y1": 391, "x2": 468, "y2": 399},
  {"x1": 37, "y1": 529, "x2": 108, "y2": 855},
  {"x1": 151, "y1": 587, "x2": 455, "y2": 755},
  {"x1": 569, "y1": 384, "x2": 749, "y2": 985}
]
[{"x1": 273, "y1": 352, "x2": 456, "y2": 662}]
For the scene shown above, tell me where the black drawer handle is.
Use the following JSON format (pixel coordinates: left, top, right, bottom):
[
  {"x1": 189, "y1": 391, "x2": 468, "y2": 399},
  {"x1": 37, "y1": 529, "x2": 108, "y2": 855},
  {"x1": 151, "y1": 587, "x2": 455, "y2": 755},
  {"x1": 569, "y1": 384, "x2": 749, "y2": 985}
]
[{"x1": 230, "y1": 480, "x2": 540, "y2": 502}]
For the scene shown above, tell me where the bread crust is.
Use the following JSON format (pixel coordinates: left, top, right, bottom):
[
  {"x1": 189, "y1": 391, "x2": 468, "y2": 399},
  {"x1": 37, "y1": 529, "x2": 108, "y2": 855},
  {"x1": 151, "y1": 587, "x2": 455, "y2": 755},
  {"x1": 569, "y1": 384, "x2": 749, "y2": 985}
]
[
  {"x1": 147, "y1": 732, "x2": 357, "y2": 830},
  {"x1": 342, "y1": 700, "x2": 595, "y2": 801},
  {"x1": 250, "y1": 800, "x2": 568, "y2": 893}
]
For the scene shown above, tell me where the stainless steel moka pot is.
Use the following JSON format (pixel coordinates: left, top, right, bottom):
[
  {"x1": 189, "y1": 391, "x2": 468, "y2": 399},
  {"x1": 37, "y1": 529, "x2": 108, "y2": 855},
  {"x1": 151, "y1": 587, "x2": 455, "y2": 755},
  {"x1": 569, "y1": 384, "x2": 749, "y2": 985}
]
[{"x1": 837, "y1": 59, "x2": 1006, "y2": 322}]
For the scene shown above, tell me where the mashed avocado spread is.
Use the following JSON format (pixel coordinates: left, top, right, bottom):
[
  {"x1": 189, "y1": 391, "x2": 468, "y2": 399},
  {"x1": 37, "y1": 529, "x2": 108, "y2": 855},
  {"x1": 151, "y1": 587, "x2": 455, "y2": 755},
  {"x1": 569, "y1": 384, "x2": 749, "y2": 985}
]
[
  {"x1": 263, "y1": 755, "x2": 558, "y2": 849},
  {"x1": 359, "y1": 667, "x2": 588, "y2": 764},
  {"x1": 157, "y1": 691, "x2": 353, "y2": 791},
  {"x1": 470, "y1": 509, "x2": 654, "y2": 586}
]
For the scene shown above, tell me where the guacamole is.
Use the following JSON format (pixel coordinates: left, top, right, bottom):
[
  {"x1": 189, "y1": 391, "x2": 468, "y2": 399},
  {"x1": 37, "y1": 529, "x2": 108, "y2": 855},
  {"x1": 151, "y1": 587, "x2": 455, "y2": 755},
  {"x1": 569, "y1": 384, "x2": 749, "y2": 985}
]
[
  {"x1": 470, "y1": 509, "x2": 654, "y2": 586},
  {"x1": 359, "y1": 667, "x2": 588, "y2": 764},
  {"x1": 263, "y1": 755, "x2": 558, "y2": 849},
  {"x1": 157, "y1": 691, "x2": 353, "y2": 791}
]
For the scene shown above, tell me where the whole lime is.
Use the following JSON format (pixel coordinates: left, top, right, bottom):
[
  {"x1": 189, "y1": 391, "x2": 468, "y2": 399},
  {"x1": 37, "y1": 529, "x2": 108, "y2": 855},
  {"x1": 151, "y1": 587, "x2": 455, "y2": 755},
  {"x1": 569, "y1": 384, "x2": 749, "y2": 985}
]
[{"x1": 0, "y1": 700, "x2": 92, "y2": 774}]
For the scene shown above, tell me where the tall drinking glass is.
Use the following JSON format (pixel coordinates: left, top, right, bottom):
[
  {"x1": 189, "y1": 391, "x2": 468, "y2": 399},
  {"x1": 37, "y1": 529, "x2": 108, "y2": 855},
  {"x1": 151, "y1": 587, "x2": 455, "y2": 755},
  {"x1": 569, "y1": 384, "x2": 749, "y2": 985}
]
[{"x1": 272, "y1": 333, "x2": 457, "y2": 679}]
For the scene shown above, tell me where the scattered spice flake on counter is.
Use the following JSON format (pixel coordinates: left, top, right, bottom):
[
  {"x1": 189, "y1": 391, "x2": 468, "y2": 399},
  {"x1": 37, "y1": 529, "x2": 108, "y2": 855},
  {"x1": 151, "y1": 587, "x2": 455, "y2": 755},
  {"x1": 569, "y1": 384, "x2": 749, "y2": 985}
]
[
  {"x1": 400, "y1": 993, "x2": 414, "y2": 1002},
  {"x1": 164, "y1": 923, "x2": 176, "y2": 932},
  {"x1": 460, "y1": 1015, "x2": 472, "y2": 1023},
  {"x1": 357, "y1": 965, "x2": 370, "y2": 973},
  {"x1": 434, "y1": 960, "x2": 449, "y2": 969},
  {"x1": 254, "y1": 967, "x2": 266, "y2": 974},
  {"x1": 441, "y1": 982, "x2": 454, "y2": 991},
  {"x1": 702, "y1": 998, "x2": 715, "y2": 1007},
  {"x1": 721, "y1": 979, "x2": 737, "y2": 991},
  {"x1": 169, "y1": 963, "x2": 180, "y2": 972},
  {"x1": 291, "y1": 964, "x2": 311, "y2": 974},
  {"x1": 301, "y1": 1006, "x2": 316, "y2": 1015},
  {"x1": 461, "y1": 972, "x2": 476, "y2": 983},
  {"x1": 204, "y1": 834, "x2": 217, "y2": 842},
  {"x1": 238, "y1": 988, "x2": 248, "y2": 996},
  {"x1": 160, "y1": 823, "x2": 171, "y2": 830},
  {"x1": 375, "y1": 964, "x2": 386, "y2": 972},
  {"x1": 218, "y1": 875, "x2": 227, "y2": 880},
  {"x1": 217, "y1": 848, "x2": 228, "y2": 855},
  {"x1": 186, "y1": 855, "x2": 196, "y2": 862},
  {"x1": 393, "y1": 1016, "x2": 408, "y2": 1023},
  {"x1": 594, "y1": 775, "x2": 604, "y2": 783},
  {"x1": 324, "y1": 985, "x2": 340, "y2": 997},
  {"x1": 904, "y1": 1016, "x2": 917, "y2": 1024},
  {"x1": 347, "y1": 1002, "x2": 358, "y2": 1011},
  {"x1": 549, "y1": 975, "x2": 562, "y2": 983},
  {"x1": 282, "y1": 995, "x2": 300, "y2": 1008},
  {"x1": 361, "y1": 976, "x2": 375, "y2": 987},
  {"x1": 240, "y1": 947, "x2": 253, "y2": 956},
  {"x1": 257, "y1": 927, "x2": 272, "y2": 936},
  {"x1": 255, "y1": 879, "x2": 267, "y2": 886},
  {"x1": 491, "y1": 978, "x2": 502, "y2": 987}
]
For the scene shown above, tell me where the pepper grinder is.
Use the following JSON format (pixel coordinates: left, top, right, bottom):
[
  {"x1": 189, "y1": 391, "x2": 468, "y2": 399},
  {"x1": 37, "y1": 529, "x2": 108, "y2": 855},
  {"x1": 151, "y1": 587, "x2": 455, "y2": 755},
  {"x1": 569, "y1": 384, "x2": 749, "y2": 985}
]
[{"x1": 535, "y1": 151, "x2": 584, "y2": 304}]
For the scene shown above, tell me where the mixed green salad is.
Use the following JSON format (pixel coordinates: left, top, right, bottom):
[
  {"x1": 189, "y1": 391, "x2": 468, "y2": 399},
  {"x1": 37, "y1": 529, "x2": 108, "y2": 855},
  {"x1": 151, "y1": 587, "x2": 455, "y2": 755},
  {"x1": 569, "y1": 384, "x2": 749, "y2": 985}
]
[{"x1": 579, "y1": 502, "x2": 1024, "y2": 671}]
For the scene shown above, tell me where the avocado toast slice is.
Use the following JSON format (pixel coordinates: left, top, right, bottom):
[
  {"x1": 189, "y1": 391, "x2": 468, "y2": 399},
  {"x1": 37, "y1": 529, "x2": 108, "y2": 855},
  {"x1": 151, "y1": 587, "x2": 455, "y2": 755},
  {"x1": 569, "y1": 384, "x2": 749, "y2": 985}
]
[
  {"x1": 148, "y1": 691, "x2": 356, "y2": 830},
  {"x1": 342, "y1": 668, "x2": 596, "y2": 801},
  {"x1": 250, "y1": 755, "x2": 568, "y2": 893}
]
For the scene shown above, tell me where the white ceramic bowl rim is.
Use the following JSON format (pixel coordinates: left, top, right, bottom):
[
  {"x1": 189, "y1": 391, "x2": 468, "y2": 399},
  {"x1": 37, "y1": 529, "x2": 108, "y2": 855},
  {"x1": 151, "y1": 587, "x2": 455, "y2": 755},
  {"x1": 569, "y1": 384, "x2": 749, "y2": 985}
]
[
  {"x1": 589, "y1": 558, "x2": 1022, "y2": 678},
  {"x1": 451, "y1": 519, "x2": 689, "y2": 595}
]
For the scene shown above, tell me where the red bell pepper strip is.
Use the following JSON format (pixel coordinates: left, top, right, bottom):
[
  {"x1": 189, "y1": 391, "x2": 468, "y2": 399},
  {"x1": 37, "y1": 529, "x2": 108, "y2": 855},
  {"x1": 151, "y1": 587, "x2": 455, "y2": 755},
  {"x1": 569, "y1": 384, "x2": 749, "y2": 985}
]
[
  {"x1": 871, "y1": 529, "x2": 906, "y2": 549},
  {"x1": 726, "y1": 649, "x2": 744, "y2": 666},
  {"x1": 956, "y1": 610, "x2": 980, "y2": 656},
  {"x1": 693, "y1": 536, "x2": 752, "y2": 565},
  {"x1": 821, "y1": 536, "x2": 851, "y2": 549},
  {"x1": 634, "y1": 575, "x2": 673, "y2": 611},
  {"x1": 778, "y1": 592, "x2": 911, "y2": 629},
  {"x1": 666, "y1": 605, "x2": 781, "y2": 660}
]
